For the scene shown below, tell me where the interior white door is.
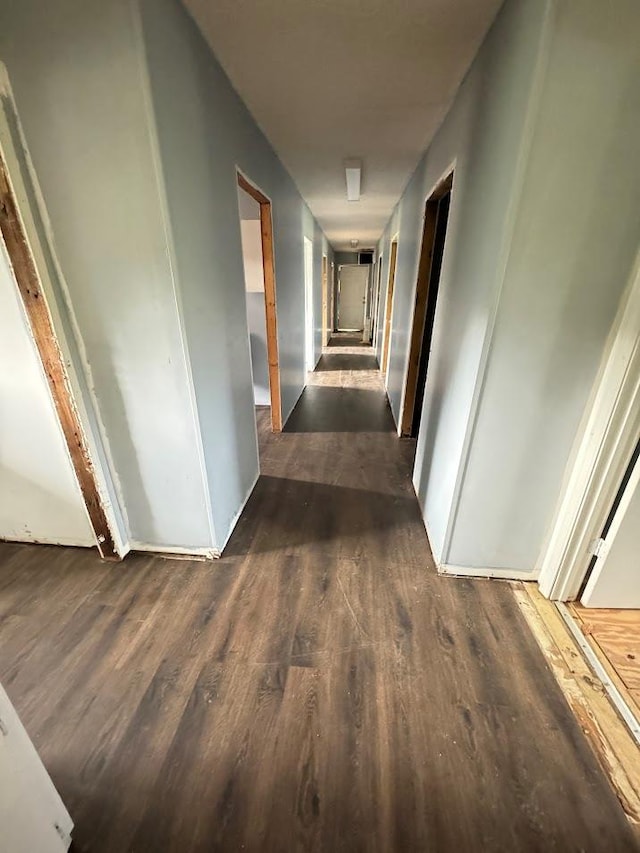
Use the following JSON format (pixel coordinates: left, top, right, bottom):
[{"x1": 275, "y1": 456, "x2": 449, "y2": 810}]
[
  {"x1": 338, "y1": 265, "x2": 368, "y2": 330},
  {"x1": 581, "y1": 445, "x2": 640, "y2": 608},
  {"x1": 0, "y1": 683, "x2": 73, "y2": 851}
]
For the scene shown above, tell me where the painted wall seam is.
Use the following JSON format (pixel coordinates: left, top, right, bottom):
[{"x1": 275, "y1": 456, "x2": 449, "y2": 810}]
[
  {"x1": 440, "y1": 0, "x2": 557, "y2": 565},
  {"x1": 130, "y1": 0, "x2": 217, "y2": 549}
]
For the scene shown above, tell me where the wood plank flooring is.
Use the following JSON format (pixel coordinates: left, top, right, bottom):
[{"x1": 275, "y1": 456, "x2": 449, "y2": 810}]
[{"x1": 0, "y1": 337, "x2": 637, "y2": 851}]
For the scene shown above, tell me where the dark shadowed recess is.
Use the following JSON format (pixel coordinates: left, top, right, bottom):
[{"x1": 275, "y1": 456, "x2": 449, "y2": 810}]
[
  {"x1": 285, "y1": 386, "x2": 392, "y2": 433},
  {"x1": 315, "y1": 353, "x2": 379, "y2": 372}
]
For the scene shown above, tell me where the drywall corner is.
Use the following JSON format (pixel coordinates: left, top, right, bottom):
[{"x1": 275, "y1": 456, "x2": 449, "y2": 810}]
[
  {"x1": 441, "y1": 0, "x2": 556, "y2": 566},
  {"x1": 131, "y1": 0, "x2": 219, "y2": 551}
]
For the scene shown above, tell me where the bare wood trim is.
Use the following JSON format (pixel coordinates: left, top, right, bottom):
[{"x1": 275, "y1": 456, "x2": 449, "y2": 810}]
[
  {"x1": 433, "y1": 172, "x2": 453, "y2": 201},
  {"x1": 237, "y1": 172, "x2": 282, "y2": 432},
  {"x1": 0, "y1": 152, "x2": 118, "y2": 559},
  {"x1": 400, "y1": 201, "x2": 438, "y2": 435},
  {"x1": 514, "y1": 583, "x2": 640, "y2": 826},
  {"x1": 381, "y1": 241, "x2": 398, "y2": 377},
  {"x1": 259, "y1": 206, "x2": 282, "y2": 433},
  {"x1": 400, "y1": 172, "x2": 453, "y2": 436},
  {"x1": 237, "y1": 172, "x2": 270, "y2": 206}
]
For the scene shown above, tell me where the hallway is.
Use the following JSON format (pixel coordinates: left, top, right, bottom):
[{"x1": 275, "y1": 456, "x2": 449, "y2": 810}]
[{"x1": 0, "y1": 337, "x2": 636, "y2": 851}]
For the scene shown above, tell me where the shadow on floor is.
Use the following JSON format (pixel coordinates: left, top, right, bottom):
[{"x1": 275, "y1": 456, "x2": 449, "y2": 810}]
[
  {"x1": 314, "y1": 353, "x2": 379, "y2": 372},
  {"x1": 285, "y1": 386, "x2": 392, "y2": 434},
  {"x1": 223, "y1": 474, "x2": 421, "y2": 557}
]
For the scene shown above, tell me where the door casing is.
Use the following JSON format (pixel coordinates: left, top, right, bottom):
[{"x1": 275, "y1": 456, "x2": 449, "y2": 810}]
[{"x1": 538, "y1": 249, "x2": 640, "y2": 600}]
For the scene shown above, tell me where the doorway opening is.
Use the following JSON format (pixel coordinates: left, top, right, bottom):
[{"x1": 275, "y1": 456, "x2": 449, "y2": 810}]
[
  {"x1": 371, "y1": 253, "x2": 383, "y2": 349},
  {"x1": 380, "y1": 239, "x2": 398, "y2": 384},
  {"x1": 336, "y1": 264, "x2": 368, "y2": 333},
  {"x1": 400, "y1": 172, "x2": 453, "y2": 437},
  {"x1": 237, "y1": 172, "x2": 282, "y2": 433},
  {"x1": 534, "y1": 252, "x2": 640, "y2": 739},
  {"x1": 562, "y1": 434, "x2": 640, "y2": 736},
  {"x1": 304, "y1": 237, "x2": 315, "y2": 373},
  {"x1": 321, "y1": 255, "x2": 329, "y2": 346}
]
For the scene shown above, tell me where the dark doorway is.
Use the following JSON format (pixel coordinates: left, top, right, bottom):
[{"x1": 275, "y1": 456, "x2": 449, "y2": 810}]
[{"x1": 400, "y1": 173, "x2": 452, "y2": 437}]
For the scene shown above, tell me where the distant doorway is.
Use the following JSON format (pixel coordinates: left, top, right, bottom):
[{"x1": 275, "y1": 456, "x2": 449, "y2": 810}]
[
  {"x1": 371, "y1": 253, "x2": 383, "y2": 348},
  {"x1": 304, "y1": 237, "x2": 315, "y2": 372},
  {"x1": 321, "y1": 255, "x2": 330, "y2": 346},
  {"x1": 237, "y1": 172, "x2": 282, "y2": 432},
  {"x1": 400, "y1": 173, "x2": 452, "y2": 437},
  {"x1": 380, "y1": 240, "x2": 398, "y2": 383},
  {"x1": 337, "y1": 264, "x2": 368, "y2": 331}
]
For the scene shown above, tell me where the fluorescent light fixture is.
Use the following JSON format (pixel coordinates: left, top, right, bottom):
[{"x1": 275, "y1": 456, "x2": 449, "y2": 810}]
[
  {"x1": 350, "y1": 239, "x2": 359, "y2": 248},
  {"x1": 345, "y1": 159, "x2": 361, "y2": 202}
]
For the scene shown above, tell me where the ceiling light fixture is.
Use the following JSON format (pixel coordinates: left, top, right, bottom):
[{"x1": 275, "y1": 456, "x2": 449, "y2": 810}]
[
  {"x1": 345, "y1": 159, "x2": 361, "y2": 202},
  {"x1": 350, "y1": 239, "x2": 359, "y2": 249}
]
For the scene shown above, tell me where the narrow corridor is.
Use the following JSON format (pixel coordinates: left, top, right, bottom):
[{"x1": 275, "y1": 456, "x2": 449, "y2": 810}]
[{"x1": 0, "y1": 336, "x2": 635, "y2": 851}]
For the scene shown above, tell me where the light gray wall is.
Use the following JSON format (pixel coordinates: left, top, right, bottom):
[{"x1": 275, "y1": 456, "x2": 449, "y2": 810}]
[
  {"x1": 302, "y1": 206, "x2": 328, "y2": 369},
  {"x1": 376, "y1": 0, "x2": 552, "y2": 562},
  {"x1": 138, "y1": 0, "x2": 329, "y2": 547},
  {"x1": 0, "y1": 0, "x2": 212, "y2": 551},
  {"x1": 448, "y1": 0, "x2": 640, "y2": 572},
  {"x1": 377, "y1": 0, "x2": 640, "y2": 576},
  {"x1": 0, "y1": 0, "x2": 330, "y2": 554},
  {"x1": 245, "y1": 292, "x2": 270, "y2": 406}
]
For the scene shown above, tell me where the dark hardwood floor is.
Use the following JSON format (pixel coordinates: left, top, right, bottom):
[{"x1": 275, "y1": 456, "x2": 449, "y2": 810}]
[{"x1": 0, "y1": 336, "x2": 636, "y2": 851}]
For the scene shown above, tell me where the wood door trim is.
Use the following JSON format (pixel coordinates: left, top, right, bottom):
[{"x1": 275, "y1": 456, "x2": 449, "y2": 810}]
[
  {"x1": 381, "y1": 241, "x2": 398, "y2": 377},
  {"x1": 237, "y1": 172, "x2": 282, "y2": 432},
  {"x1": 237, "y1": 172, "x2": 269, "y2": 206},
  {"x1": 400, "y1": 171, "x2": 453, "y2": 436},
  {"x1": 0, "y1": 151, "x2": 118, "y2": 559}
]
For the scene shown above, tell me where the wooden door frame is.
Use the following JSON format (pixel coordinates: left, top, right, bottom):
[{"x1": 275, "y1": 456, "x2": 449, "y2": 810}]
[
  {"x1": 537, "y1": 250, "x2": 640, "y2": 600},
  {"x1": 372, "y1": 252, "x2": 383, "y2": 350},
  {"x1": 380, "y1": 239, "x2": 398, "y2": 382},
  {"x1": 399, "y1": 172, "x2": 453, "y2": 437},
  {"x1": 321, "y1": 254, "x2": 329, "y2": 346},
  {"x1": 237, "y1": 171, "x2": 282, "y2": 432},
  {"x1": 0, "y1": 114, "x2": 119, "y2": 559}
]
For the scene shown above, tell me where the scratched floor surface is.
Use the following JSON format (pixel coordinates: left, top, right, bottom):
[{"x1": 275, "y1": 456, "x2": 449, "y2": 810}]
[{"x1": 0, "y1": 336, "x2": 636, "y2": 851}]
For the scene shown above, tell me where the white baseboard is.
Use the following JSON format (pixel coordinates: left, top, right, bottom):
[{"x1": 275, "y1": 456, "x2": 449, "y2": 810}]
[
  {"x1": 439, "y1": 563, "x2": 540, "y2": 581},
  {"x1": 130, "y1": 542, "x2": 219, "y2": 560},
  {"x1": 417, "y1": 500, "x2": 537, "y2": 582},
  {"x1": 0, "y1": 535, "x2": 95, "y2": 549}
]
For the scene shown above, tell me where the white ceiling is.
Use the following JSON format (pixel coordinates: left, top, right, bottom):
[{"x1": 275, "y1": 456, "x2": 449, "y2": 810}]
[{"x1": 184, "y1": 0, "x2": 503, "y2": 251}]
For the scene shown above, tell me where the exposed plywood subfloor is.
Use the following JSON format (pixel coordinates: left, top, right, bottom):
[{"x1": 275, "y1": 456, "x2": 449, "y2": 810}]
[
  {"x1": 569, "y1": 603, "x2": 640, "y2": 720},
  {"x1": 515, "y1": 584, "x2": 640, "y2": 833}
]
